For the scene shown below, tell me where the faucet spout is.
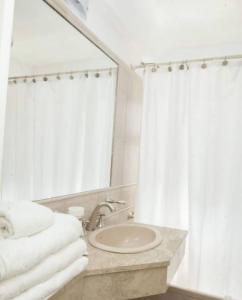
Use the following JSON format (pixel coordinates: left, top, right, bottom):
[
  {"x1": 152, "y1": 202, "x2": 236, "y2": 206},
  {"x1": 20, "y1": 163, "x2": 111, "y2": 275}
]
[
  {"x1": 86, "y1": 202, "x2": 115, "y2": 231},
  {"x1": 98, "y1": 202, "x2": 115, "y2": 212}
]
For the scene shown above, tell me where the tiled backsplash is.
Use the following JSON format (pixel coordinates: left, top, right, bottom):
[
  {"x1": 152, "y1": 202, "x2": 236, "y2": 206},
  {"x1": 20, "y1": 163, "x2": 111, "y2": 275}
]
[{"x1": 39, "y1": 184, "x2": 136, "y2": 224}]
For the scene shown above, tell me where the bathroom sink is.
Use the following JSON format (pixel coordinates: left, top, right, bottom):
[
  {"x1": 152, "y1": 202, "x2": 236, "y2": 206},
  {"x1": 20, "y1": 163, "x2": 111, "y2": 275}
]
[{"x1": 88, "y1": 223, "x2": 162, "y2": 254}]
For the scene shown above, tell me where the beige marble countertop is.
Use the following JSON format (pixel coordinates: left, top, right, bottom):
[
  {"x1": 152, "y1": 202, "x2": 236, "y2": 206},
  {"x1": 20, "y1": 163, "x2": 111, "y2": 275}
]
[{"x1": 85, "y1": 223, "x2": 187, "y2": 276}]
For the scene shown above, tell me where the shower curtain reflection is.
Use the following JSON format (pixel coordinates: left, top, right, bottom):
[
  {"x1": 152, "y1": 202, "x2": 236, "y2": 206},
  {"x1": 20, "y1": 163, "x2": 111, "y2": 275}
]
[{"x1": 2, "y1": 71, "x2": 117, "y2": 201}]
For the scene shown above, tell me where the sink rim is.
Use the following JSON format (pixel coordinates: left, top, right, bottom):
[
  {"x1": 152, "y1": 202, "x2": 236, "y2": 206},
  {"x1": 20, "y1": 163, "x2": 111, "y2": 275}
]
[{"x1": 88, "y1": 223, "x2": 163, "y2": 254}]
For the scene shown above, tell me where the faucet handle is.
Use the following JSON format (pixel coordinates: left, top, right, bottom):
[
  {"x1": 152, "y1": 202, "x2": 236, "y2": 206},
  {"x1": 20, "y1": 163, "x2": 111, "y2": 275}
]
[
  {"x1": 106, "y1": 198, "x2": 126, "y2": 205},
  {"x1": 97, "y1": 213, "x2": 106, "y2": 229},
  {"x1": 127, "y1": 211, "x2": 134, "y2": 220}
]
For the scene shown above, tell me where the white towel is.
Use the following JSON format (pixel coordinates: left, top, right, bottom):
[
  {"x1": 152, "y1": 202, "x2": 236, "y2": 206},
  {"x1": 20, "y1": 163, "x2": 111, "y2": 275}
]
[
  {"x1": 0, "y1": 219, "x2": 11, "y2": 239},
  {"x1": 0, "y1": 239, "x2": 87, "y2": 300},
  {"x1": 0, "y1": 201, "x2": 54, "y2": 239},
  {"x1": 12, "y1": 257, "x2": 88, "y2": 300},
  {"x1": 0, "y1": 213, "x2": 83, "y2": 281}
]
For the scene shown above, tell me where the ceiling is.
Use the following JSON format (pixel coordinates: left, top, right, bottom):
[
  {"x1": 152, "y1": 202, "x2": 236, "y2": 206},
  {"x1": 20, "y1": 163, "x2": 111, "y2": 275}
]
[
  {"x1": 11, "y1": 0, "x2": 116, "y2": 75},
  {"x1": 86, "y1": 0, "x2": 242, "y2": 65},
  {"x1": 11, "y1": 0, "x2": 242, "y2": 70}
]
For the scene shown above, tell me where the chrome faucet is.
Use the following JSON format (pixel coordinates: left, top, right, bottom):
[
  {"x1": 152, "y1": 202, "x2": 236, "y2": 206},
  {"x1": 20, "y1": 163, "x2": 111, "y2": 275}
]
[{"x1": 86, "y1": 202, "x2": 115, "y2": 231}]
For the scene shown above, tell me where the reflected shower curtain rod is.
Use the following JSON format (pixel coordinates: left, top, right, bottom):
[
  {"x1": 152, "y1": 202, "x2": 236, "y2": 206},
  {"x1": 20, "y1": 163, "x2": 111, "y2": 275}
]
[
  {"x1": 134, "y1": 54, "x2": 242, "y2": 69},
  {"x1": 8, "y1": 66, "x2": 117, "y2": 81}
]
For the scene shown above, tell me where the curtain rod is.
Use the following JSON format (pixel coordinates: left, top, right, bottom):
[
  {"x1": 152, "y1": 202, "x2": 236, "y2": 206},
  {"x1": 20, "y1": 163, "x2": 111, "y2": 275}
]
[
  {"x1": 8, "y1": 67, "x2": 117, "y2": 81},
  {"x1": 133, "y1": 54, "x2": 242, "y2": 70}
]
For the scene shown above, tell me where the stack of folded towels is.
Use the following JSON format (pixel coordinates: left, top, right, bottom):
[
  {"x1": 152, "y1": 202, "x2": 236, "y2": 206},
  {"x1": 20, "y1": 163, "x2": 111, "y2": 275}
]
[{"x1": 0, "y1": 201, "x2": 88, "y2": 300}]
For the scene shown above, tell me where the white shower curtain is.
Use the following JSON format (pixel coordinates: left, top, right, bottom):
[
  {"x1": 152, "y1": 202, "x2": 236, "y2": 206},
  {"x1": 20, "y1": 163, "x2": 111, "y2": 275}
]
[
  {"x1": 2, "y1": 72, "x2": 116, "y2": 201},
  {"x1": 136, "y1": 61, "x2": 242, "y2": 299}
]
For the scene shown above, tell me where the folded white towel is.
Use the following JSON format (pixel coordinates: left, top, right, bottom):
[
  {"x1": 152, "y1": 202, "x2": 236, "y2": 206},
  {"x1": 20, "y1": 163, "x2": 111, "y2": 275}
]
[
  {"x1": 0, "y1": 239, "x2": 87, "y2": 300},
  {"x1": 0, "y1": 219, "x2": 11, "y2": 239},
  {"x1": 0, "y1": 213, "x2": 83, "y2": 281},
  {"x1": 0, "y1": 201, "x2": 54, "y2": 239},
  {"x1": 12, "y1": 257, "x2": 88, "y2": 300}
]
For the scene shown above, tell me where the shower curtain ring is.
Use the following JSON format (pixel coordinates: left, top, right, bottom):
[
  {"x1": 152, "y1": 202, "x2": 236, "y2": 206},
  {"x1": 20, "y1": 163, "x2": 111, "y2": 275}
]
[
  {"x1": 179, "y1": 63, "x2": 185, "y2": 70},
  {"x1": 222, "y1": 57, "x2": 228, "y2": 66},
  {"x1": 201, "y1": 60, "x2": 207, "y2": 69},
  {"x1": 151, "y1": 65, "x2": 157, "y2": 72}
]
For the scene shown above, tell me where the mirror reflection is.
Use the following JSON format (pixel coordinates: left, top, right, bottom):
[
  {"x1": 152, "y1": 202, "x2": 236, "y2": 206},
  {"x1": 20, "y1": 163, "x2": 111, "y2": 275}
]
[{"x1": 2, "y1": 0, "x2": 118, "y2": 201}]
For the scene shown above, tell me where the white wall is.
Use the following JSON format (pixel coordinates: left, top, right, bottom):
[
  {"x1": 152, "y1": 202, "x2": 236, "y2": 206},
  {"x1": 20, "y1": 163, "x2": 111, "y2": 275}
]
[
  {"x1": 84, "y1": 0, "x2": 242, "y2": 65},
  {"x1": 10, "y1": 0, "x2": 115, "y2": 77},
  {"x1": 83, "y1": 1, "x2": 134, "y2": 66},
  {"x1": 0, "y1": 0, "x2": 15, "y2": 199}
]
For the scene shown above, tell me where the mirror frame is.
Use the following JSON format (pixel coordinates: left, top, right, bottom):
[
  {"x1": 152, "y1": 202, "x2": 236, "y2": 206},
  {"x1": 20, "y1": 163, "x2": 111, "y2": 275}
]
[{"x1": 33, "y1": 0, "x2": 130, "y2": 198}]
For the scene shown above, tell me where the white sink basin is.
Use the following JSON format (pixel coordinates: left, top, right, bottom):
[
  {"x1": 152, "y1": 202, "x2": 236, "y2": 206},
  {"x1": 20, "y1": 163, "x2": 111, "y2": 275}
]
[{"x1": 88, "y1": 223, "x2": 162, "y2": 254}]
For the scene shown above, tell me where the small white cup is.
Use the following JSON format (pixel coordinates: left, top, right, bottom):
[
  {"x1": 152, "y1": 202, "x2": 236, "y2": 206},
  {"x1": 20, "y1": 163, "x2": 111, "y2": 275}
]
[{"x1": 68, "y1": 206, "x2": 85, "y2": 219}]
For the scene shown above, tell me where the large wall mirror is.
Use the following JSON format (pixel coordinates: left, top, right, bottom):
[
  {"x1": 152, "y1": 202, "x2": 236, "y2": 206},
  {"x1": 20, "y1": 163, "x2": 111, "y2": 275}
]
[{"x1": 2, "y1": 0, "x2": 118, "y2": 201}]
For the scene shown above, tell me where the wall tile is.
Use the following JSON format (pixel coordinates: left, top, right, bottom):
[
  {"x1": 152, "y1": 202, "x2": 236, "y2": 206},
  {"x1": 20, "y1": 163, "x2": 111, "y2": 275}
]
[{"x1": 40, "y1": 184, "x2": 136, "y2": 221}]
